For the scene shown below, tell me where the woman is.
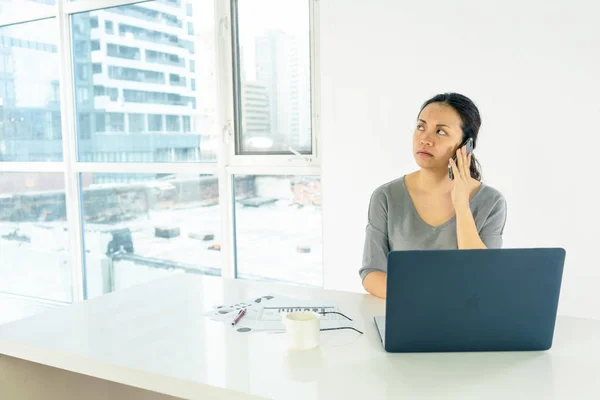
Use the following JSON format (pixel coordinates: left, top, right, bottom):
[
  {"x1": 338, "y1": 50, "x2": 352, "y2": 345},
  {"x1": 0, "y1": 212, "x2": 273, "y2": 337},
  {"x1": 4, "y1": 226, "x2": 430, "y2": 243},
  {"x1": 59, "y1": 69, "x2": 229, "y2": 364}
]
[{"x1": 360, "y1": 93, "x2": 507, "y2": 299}]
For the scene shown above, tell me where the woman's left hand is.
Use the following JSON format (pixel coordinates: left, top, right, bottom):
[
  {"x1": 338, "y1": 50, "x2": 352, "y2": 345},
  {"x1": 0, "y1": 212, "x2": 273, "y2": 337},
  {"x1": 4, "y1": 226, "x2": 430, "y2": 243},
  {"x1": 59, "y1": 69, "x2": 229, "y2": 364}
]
[{"x1": 449, "y1": 146, "x2": 480, "y2": 210}]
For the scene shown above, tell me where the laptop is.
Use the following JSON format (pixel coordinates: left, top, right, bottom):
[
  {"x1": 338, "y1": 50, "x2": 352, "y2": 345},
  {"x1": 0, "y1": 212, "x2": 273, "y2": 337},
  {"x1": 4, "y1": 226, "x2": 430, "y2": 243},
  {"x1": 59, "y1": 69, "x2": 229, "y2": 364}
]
[{"x1": 374, "y1": 248, "x2": 566, "y2": 352}]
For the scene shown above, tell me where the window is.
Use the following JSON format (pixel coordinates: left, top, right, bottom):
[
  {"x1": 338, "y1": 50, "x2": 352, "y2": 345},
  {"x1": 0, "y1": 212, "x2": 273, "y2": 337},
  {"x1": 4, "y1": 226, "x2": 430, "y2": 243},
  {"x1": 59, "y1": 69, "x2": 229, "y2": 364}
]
[
  {"x1": 77, "y1": 87, "x2": 90, "y2": 103},
  {"x1": 74, "y1": 41, "x2": 87, "y2": 54},
  {"x1": 148, "y1": 114, "x2": 163, "y2": 132},
  {"x1": 106, "y1": 112, "x2": 124, "y2": 132},
  {"x1": 104, "y1": 4, "x2": 182, "y2": 28},
  {"x1": 233, "y1": 175, "x2": 322, "y2": 286},
  {"x1": 72, "y1": 2, "x2": 216, "y2": 163},
  {"x1": 0, "y1": 19, "x2": 62, "y2": 162},
  {"x1": 122, "y1": 89, "x2": 193, "y2": 107},
  {"x1": 146, "y1": 49, "x2": 185, "y2": 67},
  {"x1": 75, "y1": 63, "x2": 88, "y2": 80},
  {"x1": 169, "y1": 73, "x2": 186, "y2": 87},
  {"x1": 78, "y1": 113, "x2": 91, "y2": 139},
  {"x1": 95, "y1": 112, "x2": 106, "y2": 133},
  {"x1": 0, "y1": 173, "x2": 71, "y2": 302},
  {"x1": 106, "y1": 43, "x2": 140, "y2": 60},
  {"x1": 128, "y1": 114, "x2": 145, "y2": 133},
  {"x1": 118, "y1": 23, "x2": 191, "y2": 51},
  {"x1": 235, "y1": 0, "x2": 311, "y2": 155},
  {"x1": 52, "y1": 112, "x2": 62, "y2": 140},
  {"x1": 108, "y1": 66, "x2": 165, "y2": 84},
  {"x1": 166, "y1": 115, "x2": 181, "y2": 132},
  {"x1": 80, "y1": 173, "x2": 221, "y2": 298},
  {"x1": 3, "y1": 0, "x2": 321, "y2": 320},
  {"x1": 104, "y1": 87, "x2": 117, "y2": 102}
]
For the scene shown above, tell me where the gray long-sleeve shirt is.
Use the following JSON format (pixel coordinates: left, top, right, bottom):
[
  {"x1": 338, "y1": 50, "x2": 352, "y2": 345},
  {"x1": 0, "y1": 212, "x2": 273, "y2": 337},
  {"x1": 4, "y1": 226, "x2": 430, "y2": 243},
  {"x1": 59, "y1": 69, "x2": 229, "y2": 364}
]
[{"x1": 360, "y1": 175, "x2": 507, "y2": 281}]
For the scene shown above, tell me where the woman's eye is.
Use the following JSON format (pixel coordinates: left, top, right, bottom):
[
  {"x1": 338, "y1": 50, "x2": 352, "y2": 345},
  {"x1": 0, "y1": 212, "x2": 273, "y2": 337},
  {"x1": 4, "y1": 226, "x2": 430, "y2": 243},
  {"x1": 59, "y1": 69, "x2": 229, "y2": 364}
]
[
  {"x1": 437, "y1": 129, "x2": 447, "y2": 135},
  {"x1": 417, "y1": 125, "x2": 424, "y2": 130}
]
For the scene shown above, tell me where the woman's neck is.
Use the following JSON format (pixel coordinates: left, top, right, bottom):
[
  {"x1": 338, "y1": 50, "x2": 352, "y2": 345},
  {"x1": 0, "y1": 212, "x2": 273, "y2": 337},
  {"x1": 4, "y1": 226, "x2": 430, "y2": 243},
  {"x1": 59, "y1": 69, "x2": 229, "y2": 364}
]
[{"x1": 414, "y1": 169, "x2": 451, "y2": 194}]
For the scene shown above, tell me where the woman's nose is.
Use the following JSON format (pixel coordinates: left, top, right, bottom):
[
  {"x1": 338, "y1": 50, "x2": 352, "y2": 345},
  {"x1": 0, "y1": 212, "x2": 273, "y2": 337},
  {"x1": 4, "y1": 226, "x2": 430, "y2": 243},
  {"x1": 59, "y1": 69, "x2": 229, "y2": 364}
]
[{"x1": 420, "y1": 131, "x2": 434, "y2": 146}]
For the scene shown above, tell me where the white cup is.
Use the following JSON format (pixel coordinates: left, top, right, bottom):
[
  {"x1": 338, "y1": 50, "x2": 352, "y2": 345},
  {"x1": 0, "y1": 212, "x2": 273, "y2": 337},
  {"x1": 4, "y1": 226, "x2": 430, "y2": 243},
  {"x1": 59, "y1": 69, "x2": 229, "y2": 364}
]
[{"x1": 282, "y1": 311, "x2": 321, "y2": 350}]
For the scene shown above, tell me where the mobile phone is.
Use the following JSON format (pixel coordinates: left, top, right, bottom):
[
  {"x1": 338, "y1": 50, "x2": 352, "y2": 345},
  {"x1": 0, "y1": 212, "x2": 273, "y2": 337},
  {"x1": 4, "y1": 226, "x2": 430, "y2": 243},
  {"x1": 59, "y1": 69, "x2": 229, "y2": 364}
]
[{"x1": 448, "y1": 137, "x2": 474, "y2": 180}]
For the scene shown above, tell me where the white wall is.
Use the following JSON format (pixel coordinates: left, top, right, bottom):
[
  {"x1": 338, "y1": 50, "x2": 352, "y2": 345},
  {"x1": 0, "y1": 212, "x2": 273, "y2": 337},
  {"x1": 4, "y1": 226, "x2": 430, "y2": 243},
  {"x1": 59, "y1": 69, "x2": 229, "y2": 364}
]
[{"x1": 320, "y1": 0, "x2": 600, "y2": 319}]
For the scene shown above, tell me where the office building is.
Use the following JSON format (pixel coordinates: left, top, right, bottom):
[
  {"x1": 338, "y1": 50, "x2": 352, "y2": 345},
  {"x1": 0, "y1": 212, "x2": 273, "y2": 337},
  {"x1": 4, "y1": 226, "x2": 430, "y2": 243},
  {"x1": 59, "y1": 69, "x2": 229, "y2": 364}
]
[
  {"x1": 241, "y1": 81, "x2": 270, "y2": 138},
  {"x1": 74, "y1": 1, "x2": 206, "y2": 163},
  {"x1": 1, "y1": 1, "x2": 217, "y2": 164},
  {"x1": 0, "y1": 20, "x2": 62, "y2": 161},
  {"x1": 255, "y1": 30, "x2": 305, "y2": 152}
]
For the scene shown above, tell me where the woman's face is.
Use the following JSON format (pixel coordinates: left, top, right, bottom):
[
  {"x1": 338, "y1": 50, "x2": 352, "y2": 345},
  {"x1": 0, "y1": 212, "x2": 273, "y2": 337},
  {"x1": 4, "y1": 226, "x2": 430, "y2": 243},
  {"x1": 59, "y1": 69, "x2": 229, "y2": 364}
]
[{"x1": 413, "y1": 102, "x2": 464, "y2": 170}]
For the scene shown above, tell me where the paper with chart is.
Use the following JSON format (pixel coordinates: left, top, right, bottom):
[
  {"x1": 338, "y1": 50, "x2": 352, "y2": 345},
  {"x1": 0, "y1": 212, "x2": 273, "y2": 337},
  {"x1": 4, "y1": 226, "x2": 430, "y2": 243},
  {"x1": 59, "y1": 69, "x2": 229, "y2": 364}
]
[{"x1": 203, "y1": 294, "x2": 355, "y2": 333}]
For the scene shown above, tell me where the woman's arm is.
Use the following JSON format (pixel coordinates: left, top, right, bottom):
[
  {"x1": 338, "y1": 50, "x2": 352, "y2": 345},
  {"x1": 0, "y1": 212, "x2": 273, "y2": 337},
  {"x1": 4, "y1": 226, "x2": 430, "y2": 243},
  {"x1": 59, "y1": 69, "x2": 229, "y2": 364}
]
[
  {"x1": 455, "y1": 204, "x2": 487, "y2": 249},
  {"x1": 360, "y1": 186, "x2": 390, "y2": 297},
  {"x1": 456, "y1": 196, "x2": 507, "y2": 249},
  {"x1": 362, "y1": 271, "x2": 387, "y2": 298},
  {"x1": 450, "y1": 149, "x2": 507, "y2": 249}
]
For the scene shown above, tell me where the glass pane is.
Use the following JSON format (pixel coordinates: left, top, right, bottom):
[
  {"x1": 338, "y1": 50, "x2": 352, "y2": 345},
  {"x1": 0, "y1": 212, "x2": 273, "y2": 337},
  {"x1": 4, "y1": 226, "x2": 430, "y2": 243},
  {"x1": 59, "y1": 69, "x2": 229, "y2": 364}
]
[
  {"x1": 81, "y1": 173, "x2": 221, "y2": 298},
  {"x1": 0, "y1": 1, "x2": 55, "y2": 21},
  {"x1": 0, "y1": 172, "x2": 72, "y2": 302},
  {"x1": 71, "y1": 0, "x2": 218, "y2": 163},
  {"x1": 0, "y1": 19, "x2": 62, "y2": 162},
  {"x1": 234, "y1": 175, "x2": 322, "y2": 286},
  {"x1": 236, "y1": 0, "x2": 311, "y2": 154}
]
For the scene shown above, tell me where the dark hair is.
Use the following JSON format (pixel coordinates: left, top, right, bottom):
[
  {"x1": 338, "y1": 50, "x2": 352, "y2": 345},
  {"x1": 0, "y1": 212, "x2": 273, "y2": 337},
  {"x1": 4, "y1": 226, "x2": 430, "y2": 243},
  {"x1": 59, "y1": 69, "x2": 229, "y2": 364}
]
[{"x1": 419, "y1": 93, "x2": 483, "y2": 181}]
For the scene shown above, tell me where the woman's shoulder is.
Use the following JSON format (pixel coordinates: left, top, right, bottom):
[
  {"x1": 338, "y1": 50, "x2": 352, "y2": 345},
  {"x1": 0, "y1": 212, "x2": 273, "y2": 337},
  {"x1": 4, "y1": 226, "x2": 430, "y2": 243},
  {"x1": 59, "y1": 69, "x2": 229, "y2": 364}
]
[
  {"x1": 370, "y1": 175, "x2": 407, "y2": 201},
  {"x1": 477, "y1": 182, "x2": 507, "y2": 208}
]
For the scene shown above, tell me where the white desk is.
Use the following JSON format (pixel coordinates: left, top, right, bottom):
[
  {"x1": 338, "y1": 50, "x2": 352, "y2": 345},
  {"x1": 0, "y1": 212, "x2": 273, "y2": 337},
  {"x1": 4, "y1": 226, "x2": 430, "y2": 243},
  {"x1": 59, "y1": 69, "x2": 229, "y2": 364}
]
[{"x1": 1, "y1": 274, "x2": 600, "y2": 399}]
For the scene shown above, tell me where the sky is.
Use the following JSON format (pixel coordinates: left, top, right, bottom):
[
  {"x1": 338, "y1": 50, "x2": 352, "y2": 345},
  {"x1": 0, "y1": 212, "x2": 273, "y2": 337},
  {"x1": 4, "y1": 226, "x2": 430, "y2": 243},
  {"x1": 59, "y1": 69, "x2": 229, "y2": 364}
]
[{"x1": 237, "y1": 0, "x2": 310, "y2": 82}]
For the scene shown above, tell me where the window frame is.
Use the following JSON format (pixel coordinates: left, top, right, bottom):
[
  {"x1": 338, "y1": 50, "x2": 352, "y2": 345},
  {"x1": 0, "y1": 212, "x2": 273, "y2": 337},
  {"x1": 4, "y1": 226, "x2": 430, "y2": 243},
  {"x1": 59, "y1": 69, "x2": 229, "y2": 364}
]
[
  {"x1": 225, "y1": 0, "x2": 321, "y2": 167},
  {"x1": 0, "y1": 0, "x2": 322, "y2": 305}
]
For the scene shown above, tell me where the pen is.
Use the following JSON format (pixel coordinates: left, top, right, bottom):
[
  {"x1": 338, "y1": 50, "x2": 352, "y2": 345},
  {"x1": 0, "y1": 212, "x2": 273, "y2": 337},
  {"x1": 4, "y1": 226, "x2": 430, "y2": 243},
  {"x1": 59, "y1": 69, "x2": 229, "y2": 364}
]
[{"x1": 231, "y1": 309, "x2": 246, "y2": 326}]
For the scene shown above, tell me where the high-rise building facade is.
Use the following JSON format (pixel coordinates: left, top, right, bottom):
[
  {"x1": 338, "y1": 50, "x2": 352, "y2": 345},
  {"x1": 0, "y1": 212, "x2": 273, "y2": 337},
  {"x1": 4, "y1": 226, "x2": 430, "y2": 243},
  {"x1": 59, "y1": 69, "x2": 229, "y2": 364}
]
[
  {"x1": 241, "y1": 81, "x2": 270, "y2": 137},
  {"x1": 255, "y1": 30, "x2": 304, "y2": 152},
  {"x1": 74, "y1": 1, "x2": 206, "y2": 163},
  {"x1": 1, "y1": 0, "x2": 219, "y2": 165}
]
